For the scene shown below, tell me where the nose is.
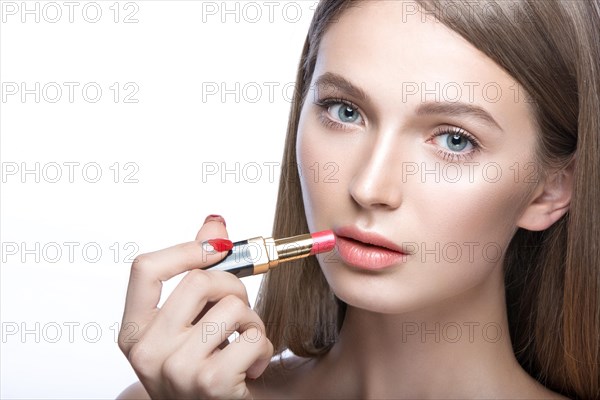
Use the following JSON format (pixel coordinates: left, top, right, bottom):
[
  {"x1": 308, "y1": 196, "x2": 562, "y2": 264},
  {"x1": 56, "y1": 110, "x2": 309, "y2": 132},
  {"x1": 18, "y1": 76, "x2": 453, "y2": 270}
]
[{"x1": 349, "y1": 135, "x2": 403, "y2": 210}]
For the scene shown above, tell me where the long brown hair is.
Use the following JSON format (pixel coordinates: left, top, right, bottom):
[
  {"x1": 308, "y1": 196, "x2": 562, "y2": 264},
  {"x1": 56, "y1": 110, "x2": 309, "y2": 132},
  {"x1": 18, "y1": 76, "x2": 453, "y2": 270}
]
[{"x1": 255, "y1": 1, "x2": 600, "y2": 398}]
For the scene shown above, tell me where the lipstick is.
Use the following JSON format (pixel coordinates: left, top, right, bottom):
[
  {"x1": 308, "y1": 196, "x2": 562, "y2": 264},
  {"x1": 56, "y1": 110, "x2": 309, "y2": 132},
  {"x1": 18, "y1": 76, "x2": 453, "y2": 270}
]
[
  {"x1": 202, "y1": 230, "x2": 336, "y2": 278},
  {"x1": 334, "y1": 226, "x2": 408, "y2": 270}
]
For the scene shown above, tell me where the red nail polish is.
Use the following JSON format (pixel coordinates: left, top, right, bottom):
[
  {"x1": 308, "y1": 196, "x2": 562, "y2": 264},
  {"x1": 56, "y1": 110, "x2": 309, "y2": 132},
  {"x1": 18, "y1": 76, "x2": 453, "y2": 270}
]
[
  {"x1": 204, "y1": 214, "x2": 226, "y2": 227},
  {"x1": 207, "y1": 238, "x2": 233, "y2": 252}
]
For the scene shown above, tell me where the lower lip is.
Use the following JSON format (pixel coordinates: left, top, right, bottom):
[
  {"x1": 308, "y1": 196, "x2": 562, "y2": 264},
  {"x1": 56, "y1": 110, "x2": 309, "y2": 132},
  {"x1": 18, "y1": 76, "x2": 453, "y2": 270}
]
[{"x1": 336, "y1": 236, "x2": 407, "y2": 270}]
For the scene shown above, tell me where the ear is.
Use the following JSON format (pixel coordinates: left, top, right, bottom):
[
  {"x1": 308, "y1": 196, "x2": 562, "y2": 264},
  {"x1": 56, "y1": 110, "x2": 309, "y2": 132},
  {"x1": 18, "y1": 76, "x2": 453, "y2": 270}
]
[{"x1": 517, "y1": 161, "x2": 574, "y2": 231}]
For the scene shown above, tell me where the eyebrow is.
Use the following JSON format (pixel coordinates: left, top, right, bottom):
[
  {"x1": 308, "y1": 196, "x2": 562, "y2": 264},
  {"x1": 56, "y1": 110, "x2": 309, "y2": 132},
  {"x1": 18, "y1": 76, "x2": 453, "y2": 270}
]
[
  {"x1": 313, "y1": 72, "x2": 504, "y2": 132},
  {"x1": 314, "y1": 72, "x2": 370, "y2": 103},
  {"x1": 415, "y1": 102, "x2": 504, "y2": 132}
]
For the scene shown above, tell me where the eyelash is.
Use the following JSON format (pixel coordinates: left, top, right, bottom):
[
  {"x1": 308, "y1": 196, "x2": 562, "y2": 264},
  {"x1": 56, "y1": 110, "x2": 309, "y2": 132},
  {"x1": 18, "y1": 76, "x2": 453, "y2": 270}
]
[
  {"x1": 430, "y1": 126, "x2": 482, "y2": 162},
  {"x1": 314, "y1": 97, "x2": 364, "y2": 131},
  {"x1": 314, "y1": 97, "x2": 482, "y2": 162}
]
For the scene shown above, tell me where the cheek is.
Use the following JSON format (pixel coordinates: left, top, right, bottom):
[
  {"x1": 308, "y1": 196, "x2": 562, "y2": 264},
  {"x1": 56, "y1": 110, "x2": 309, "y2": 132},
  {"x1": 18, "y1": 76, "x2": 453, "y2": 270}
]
[{"x1": 405, "y1": 162, "x2": 534, "y2": 272}]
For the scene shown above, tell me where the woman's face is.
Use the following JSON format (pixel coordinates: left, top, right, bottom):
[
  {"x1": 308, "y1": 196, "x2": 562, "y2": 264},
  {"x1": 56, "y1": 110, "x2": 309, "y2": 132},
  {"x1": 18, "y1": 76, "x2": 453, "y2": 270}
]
[{"x1": 296, "y1": 1, "x2": 541, "y2": 314}]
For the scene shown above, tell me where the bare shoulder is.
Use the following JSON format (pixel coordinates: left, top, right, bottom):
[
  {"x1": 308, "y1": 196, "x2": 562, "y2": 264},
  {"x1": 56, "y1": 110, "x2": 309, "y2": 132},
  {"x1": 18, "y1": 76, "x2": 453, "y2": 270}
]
[
  {"x1": 116, "y1": 381, "x2": 150, "y2": 400},
  {"x1": 535, "y1": 386, "x2": 570, "y2": 400},
  {"x1": 247, "y1": 354, "x2": 315, "y2": 399},
  {"x1": 530, "y1": 386, "x2": 570, "y2": 400},
  {"x1": 513, "y1": 373, "x2": 570, "y2": 400}
]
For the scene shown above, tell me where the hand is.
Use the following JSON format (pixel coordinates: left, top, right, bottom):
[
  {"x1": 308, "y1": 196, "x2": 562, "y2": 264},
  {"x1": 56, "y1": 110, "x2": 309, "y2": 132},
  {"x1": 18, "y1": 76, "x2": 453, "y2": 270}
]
[{"x1": 118, "y1": 215, "x2": 274, "y2": 399}]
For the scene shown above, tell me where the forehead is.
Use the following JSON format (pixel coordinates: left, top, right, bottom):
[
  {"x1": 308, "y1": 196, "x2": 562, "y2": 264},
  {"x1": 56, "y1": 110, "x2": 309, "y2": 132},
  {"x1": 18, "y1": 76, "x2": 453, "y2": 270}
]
[
  {"x1": 317, "y1": 1, "x2": 501, "y2": 80},
  {"x1": 311, "y1": 0, "x2": 532, "y2": 131}
]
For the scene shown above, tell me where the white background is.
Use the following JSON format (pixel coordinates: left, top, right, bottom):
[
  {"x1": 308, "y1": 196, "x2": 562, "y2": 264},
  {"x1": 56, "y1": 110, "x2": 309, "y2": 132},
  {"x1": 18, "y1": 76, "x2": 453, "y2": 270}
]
[{"x1": 0, "y1": 1, "x2": 315, "y2": 398}]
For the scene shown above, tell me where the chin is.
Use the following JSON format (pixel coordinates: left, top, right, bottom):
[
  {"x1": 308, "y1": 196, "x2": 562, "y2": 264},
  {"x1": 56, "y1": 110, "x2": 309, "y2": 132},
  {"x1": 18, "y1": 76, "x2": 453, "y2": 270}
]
[
  {"x1": 337, "y1": 289, "x2": 434, "y2": 315},
  {"x1": 322, "y1": 267, "x2": 436, "y2": 315},
  {"x1": 323, "y1": 262, "x2": 496, "y2": 319}
]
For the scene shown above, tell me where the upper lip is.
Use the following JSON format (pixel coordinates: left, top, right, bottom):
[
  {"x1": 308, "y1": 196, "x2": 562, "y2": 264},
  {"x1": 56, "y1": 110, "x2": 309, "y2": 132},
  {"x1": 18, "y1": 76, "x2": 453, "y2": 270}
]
[{"x1": 334, "y1": 225, "x2": 409, "y2": 254}]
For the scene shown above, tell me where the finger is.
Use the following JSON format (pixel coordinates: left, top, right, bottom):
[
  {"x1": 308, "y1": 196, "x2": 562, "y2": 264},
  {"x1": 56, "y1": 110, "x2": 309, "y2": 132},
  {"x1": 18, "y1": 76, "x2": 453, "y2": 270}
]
[
  {"x1": 191, "y1": 301, "x2": 216, "y2": 325},
  {"x1": 177, "y1": 294, "x2": 264, "y2": 359},
  {"x1": 152, "y1": 269, "x2": 250, "y2": 333},
  {"x1": 217, "y1": 338, "x2": 230, "y2": 350},
  {"x1": 121, "y1": 216, "x2": 230, "y2": 348},
  {"x1": 194, "y1": 214, "x2": 226, "y2": 241},
  {"x1": 216, "y1": 326, "x2": 274, "y2": 380}
]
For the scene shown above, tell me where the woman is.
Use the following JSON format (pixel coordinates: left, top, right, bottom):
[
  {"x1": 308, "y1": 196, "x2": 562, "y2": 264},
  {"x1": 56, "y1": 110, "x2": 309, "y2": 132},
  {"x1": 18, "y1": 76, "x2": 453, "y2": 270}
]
[{"x1": 117, "y1": 0, "x2": 600, "y2": 398}]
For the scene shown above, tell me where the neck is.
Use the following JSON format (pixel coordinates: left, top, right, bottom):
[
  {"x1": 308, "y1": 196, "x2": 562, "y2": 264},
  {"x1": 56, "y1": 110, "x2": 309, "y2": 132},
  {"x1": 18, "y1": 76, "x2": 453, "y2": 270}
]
[{"x1": 313, "y1": 264, "x2": 529, "y2": 399}]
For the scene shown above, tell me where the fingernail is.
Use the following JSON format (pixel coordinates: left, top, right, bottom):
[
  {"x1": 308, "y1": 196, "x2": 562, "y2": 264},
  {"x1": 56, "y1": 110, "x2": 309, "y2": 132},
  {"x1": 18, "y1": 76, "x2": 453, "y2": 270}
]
[
  {"x1": 201, "y1": 238, "x2": 233, "y2": 253},
  {"x1": 204, "y1": 214, "x2": 226, "y2": 227}
]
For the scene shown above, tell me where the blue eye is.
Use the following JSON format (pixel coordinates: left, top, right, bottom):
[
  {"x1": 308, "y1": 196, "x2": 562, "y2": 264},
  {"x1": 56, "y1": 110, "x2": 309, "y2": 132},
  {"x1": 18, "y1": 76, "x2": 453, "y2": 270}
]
[
  {"x1": 314, "y1": 97, "x2": 364, "y2": 130},
  {"x1": 446, "y1": 133, "x2": 470, "y2": 152},
  {"x1": 332, "y1": 103, "x2": 361, "y2": 123},
  {"x1": 430, "y1": 127, "x2": 481, "y2": 162}
]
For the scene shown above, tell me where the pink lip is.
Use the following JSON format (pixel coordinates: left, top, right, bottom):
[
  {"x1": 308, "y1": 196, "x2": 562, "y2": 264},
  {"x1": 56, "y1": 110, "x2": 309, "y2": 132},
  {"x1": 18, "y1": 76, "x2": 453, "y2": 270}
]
[{"x1": 334, "y1": 226, "x2": 409, "y2": 270}]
